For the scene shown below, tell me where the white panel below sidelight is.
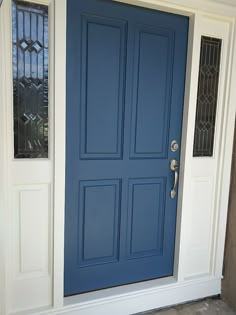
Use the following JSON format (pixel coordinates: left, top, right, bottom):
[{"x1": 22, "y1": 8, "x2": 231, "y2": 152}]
[
  {"x1": 9, "y1": 183, "x2": 52, "y2": 312},
  {"x1": 185, "y1": 177, "x2": 214, "y2": 277},
  {"x1": 18, "y1": 186, "x2": 50, "y2": 275}
]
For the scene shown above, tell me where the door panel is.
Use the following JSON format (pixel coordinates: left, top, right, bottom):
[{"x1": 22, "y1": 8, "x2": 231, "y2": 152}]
[
  {"x1": 127, "y1": 178, "x2": 165, "y2": 258},
  {"x1": 80, "y1": 14, "x2": 127, "y2": 159},
  {"x1": 78, "y1": 180, "x2": 121, "y2": 266},
  {"x1": 65, "y1": 0, "x2": 189, "y2": 295},
  {"x1": 130, "y1": 25, "x2": 174, "y2": 159}
]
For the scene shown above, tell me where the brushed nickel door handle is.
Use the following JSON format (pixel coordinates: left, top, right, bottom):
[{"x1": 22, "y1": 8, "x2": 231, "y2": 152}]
[{"x1": 170, "y1": 159, "x2": 179, "y2": 199}]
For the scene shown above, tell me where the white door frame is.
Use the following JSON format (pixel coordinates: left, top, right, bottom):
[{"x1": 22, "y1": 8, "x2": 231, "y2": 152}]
[{"x1": 1, "y1": 0, "x2": 236, "y2": 314}]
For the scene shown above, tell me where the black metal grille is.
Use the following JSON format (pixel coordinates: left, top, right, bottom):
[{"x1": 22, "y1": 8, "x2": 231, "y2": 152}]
[
  {"x1": 193, "y1": 36, "x2": 222, "y2": 157},
  {"x1": 12, "y1": 0, "x2": 48, "y2": 158}
]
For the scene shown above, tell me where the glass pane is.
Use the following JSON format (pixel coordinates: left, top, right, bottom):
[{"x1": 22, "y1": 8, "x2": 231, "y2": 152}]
[
  {"x1": 193, "y1": 36, "x2": 222, "y2": 157},
  {"x1": 12, "y1": 0, "x2": 48, "y2": 158}
]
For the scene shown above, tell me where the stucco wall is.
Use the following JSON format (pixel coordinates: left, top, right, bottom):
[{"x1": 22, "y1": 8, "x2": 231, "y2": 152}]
[{"x1": 222, "y1": 125, "x2": 236, "y2": 310}]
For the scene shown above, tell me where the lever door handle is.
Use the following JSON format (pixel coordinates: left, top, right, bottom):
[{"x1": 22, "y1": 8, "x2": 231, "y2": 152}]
[{"x1": 170, "y1": 159, "x2": 179, "y2": 199}]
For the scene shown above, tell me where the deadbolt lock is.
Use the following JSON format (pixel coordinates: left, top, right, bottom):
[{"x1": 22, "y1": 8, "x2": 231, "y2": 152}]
[{"x1": 171, "y1": 140, "x2": 179, "y2": 152}]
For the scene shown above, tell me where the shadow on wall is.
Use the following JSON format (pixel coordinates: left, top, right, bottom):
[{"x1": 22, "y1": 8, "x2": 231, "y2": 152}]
[{"x1": 222, "y1": 120, "x2": 236, "y2": 311}]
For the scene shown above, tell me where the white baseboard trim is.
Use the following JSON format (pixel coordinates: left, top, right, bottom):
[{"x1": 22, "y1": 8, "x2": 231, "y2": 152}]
[{"x1": 15, "y1": 276, "x2": 221, "y2": 315}]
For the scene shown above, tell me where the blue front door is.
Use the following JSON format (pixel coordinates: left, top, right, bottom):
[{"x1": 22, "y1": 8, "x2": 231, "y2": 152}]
[{"x1": 65, "y1": 0, "x2": 188, "y2": 295}]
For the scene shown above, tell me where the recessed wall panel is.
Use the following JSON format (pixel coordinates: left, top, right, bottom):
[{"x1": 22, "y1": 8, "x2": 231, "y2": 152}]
[
  {"x1": 186, "y1": 177, "x2": 214, "y2": 276},
  {"x1": 18, "y1": 185, "x2": 49, "y2": 274},
  {"x1": 130, "y1": 26, "x2": 174, "y2": 159},
  {"x1": 80, "y1": 15, "x2": 127, "y2": 159},
  {"x1": 78, "y1": 180, "x2": 121, "y2": 266}
]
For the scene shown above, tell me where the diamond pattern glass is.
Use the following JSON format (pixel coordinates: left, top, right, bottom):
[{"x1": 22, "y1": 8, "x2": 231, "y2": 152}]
[
  {"x1": 12, "y1": 0, "x2": 48, "y2": 158},
  {"x1": 193, "y1": 36, "x2": 222, "y2": 157}
]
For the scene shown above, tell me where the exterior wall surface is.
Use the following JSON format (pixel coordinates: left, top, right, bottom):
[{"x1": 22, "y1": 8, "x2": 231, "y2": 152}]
[{"x1": 222, "y1": 124, "x2": 236, "y2": 311}]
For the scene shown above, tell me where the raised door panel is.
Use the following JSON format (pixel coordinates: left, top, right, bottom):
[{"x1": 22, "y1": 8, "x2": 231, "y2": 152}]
[
  {"x1": 77, "y1": 180, "x2": 121, "y2": 266},
  {"x1": 127, "y1": 178, "x2": 165, "y2": 259},
  {"x1": 130, "y1": 25, "x2": 174, "y2": 159},
  {"x1": 80, "y1": 14, "x2": 127, "y2": 160}
]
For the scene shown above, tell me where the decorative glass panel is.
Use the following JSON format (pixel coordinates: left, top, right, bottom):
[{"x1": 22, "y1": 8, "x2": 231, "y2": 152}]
[
  {"x1": 12, "y1": 0, "x2": 48, "y2": 158},
  {"x1": 193, "y1": 36, "x2": 222, "y2": 157}
]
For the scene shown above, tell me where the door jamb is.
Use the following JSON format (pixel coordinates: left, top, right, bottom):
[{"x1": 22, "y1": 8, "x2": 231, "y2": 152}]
[{"x1": 53, "y1": 0, "x2": 67, "y2": 308}]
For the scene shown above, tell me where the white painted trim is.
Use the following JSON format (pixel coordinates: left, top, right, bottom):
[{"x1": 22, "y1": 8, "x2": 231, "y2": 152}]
[
  {"x1": 0, "y1": 0, "x2": 54, "y2": 313},
  {"x1": 173, "y1": 12, "x2": 200, "y2": 281},
  {"x1": 57, "y1": 277, "x2": 221, "y2": 315},
  {"x1": 214, "y1": 0, "x2": 236, "y2": 7},
  {"x1": 213, "y1": 21, "x2": 236, "y2": 277},
  {"x1": 182, "y1": 14, "x2": 234, "y2": 279},
  {"x1": 0, "y1": 0, "x2": 13, "y2": 313},
  {"x1": 0, "y1": 2, "x2": 8, "y2": 314},
  {"x1": 1, "y1": 0, "x2": 236, "y2": 314},
  {"x1": 53, "y1": 0, "x2": 67, "y2": 309},
  {"x1": 23, "y1": 0, "x2": 49, "y2": 5},
  {"x1": 114, "y1": 0, "x2": 236, "y2": 17},
  {"x1": 11, "y1": 277, "x2": 221, "y2": 315}
]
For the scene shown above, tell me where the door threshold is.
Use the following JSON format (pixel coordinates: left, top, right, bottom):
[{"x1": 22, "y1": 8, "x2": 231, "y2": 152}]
[
  {"x1": 64, "y1": 277, "x2": 177, "y2": 306},
  {"x1": 9, "y1": 276, "x2": 221, "y2": 314},
  {"x1": 60, "y1": 276, "x2": 220, "y2": 315}
]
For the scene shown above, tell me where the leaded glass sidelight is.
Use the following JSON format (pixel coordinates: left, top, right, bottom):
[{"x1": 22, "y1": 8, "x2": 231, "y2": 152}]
[
  {"x1": 12, "y1": 0, "x2": 49, "y2": 158},
  {"x1": 193, "y1": 36, "x2": 222, "y2": 157}
]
